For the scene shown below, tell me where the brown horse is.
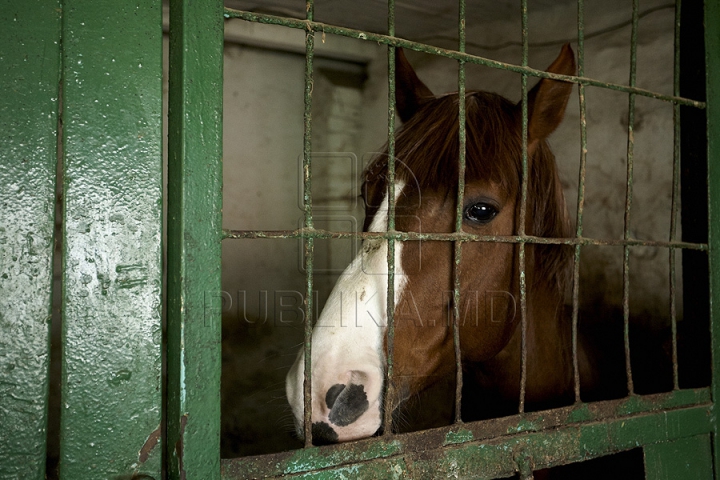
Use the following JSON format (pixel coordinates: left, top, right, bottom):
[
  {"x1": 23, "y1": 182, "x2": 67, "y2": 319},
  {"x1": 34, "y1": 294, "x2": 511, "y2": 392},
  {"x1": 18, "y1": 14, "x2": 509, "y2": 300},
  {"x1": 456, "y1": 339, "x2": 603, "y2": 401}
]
[{"x1": 286, "y1": 44, "x2": 583, "y2": 444}]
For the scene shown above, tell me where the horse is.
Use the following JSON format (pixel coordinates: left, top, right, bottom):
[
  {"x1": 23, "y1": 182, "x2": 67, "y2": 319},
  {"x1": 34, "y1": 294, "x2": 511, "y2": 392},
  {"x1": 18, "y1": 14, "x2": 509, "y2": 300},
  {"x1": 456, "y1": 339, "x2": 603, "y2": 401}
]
[{"x1": 286, "y1": 44, "x2": 584, "y2": 444}]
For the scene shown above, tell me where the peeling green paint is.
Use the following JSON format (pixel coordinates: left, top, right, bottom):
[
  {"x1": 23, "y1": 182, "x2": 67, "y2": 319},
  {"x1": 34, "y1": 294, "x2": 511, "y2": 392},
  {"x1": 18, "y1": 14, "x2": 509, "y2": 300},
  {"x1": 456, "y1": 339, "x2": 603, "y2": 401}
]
[
  {"x1": 506, "y1": 417, "x2": 540, "y2": 434},
  {"x1": 444, "y1": 429, "x2": 474, "y2": 446},
  {"x1": 282, "y1": 440, "x2": 403, "y2": 475},
  {"x1": 565, "y1": 403, "x2": 592, "y2": 424}
]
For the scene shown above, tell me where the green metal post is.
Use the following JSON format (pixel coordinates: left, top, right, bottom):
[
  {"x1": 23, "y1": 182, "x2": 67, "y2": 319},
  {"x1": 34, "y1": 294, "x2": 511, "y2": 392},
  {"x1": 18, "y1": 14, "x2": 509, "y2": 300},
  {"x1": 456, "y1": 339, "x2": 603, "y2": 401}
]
[
  {"x1": 59, "y1": 0, "x2": 163, "y2": 477},
  {"x1": 644, "y1": 434, "x2": 713, "y2": 479},
  {"x1": 0, "y1": 2, "x2": 61, "y2": 478},
  {"x1": 705, "y1": 0, "x2": 720, "y2": 475},
  {"x1": 167, "y1": 0, "x2": 224, "y2": 477}
]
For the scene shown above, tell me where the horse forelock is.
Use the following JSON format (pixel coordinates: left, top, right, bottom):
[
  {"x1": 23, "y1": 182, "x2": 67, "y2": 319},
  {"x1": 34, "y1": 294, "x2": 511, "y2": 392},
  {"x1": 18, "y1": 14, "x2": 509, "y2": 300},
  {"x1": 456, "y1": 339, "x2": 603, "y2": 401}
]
[{"x1": 362, "y1": 90, "x2": 572, "y2": 293}]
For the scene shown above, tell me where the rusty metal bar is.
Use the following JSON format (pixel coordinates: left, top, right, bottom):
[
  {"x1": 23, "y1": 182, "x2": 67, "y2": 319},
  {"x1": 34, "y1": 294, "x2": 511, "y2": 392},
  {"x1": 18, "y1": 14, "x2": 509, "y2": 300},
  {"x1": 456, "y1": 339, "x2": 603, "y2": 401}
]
[
  {"x1": 221, "y1": 388, "x2": 711, "y2": 478},
  {"x1": 452, "y1": 0, "x2": 467, "y2": 425},
  {"x1": 518, "y1": 0, "x2": 529, "y2": 414},
  {"x1": 383, "y1": 0, "x2": 397, "y2": 436},
  {"x1": 224, "y1": 228, "x2": 708, "y2": 250},
  {"x1": 622, "y1": 0, "x2": 639, "y2": 396},
  {"x1": 571, "y1": 0, "x2": 588, "y2": 404},
  {"x1": 669, "y1": 0, "x2": 682, "y2": 391},
  {"x1": 302, "y1": 0, "x2": 315, "y2": 447},
  {"x1": 223, "y1": 7, "x2": 705, "y2": 109}
]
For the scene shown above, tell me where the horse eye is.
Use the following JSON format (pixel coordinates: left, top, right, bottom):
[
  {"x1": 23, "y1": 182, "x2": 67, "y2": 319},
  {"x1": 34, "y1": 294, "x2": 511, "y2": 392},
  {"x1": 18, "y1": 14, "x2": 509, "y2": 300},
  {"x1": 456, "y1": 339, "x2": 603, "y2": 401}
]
[{"x1": 464, "y1": 202, "x2": 498, "y2": 224}]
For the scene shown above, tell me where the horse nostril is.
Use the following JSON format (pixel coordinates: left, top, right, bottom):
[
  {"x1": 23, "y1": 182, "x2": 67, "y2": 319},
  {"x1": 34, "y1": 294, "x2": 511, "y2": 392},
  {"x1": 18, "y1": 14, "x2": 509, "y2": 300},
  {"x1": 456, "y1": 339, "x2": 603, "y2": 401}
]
[
  {"x1": 328, "y1": 383, "x2": 370, "y2": 427},
  {"x1": 312, "y1": 421, "x2": 339, "y2": 445},
  {"x1": 325, "y1": 383, "x2": 345, "y2": 409}
]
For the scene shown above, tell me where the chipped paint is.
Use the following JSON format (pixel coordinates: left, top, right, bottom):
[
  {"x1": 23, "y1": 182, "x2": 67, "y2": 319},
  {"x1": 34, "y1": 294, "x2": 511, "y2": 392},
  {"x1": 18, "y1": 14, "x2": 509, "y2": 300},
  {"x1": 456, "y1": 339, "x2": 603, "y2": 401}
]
[
  {"x1": 138, "y1": 425, "x2": 161, "y2": 464},
  {"x1": 444, "y1": 429, "x2": 474, "y2": 446}
]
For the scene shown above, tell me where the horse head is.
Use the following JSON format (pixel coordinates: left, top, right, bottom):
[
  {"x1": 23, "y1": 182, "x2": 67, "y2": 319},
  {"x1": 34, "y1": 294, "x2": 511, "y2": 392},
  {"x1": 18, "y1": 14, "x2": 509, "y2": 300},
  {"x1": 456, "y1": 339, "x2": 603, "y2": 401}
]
[{"x1": 286, "y1": 45, "x2": 576, "y2": 444}]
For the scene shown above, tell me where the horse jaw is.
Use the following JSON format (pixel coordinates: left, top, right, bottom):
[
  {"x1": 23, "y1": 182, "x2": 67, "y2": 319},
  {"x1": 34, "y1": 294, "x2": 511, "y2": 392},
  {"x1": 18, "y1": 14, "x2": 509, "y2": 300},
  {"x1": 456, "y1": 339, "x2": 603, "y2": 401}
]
[{"x1": 286, "y1": 182, "x2": 406, "y2": 443}]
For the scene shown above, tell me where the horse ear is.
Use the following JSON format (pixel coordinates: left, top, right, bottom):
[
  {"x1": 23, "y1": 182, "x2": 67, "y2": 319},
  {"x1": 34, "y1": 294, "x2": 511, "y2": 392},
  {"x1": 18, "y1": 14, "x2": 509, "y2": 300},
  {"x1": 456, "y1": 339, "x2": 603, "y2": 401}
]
[
  {"x1": 524, "y1": 43, "x2": 576, "y2": 149},
  {"x1": 396, "y1": 48, "x2": 434, "y2": 123}
]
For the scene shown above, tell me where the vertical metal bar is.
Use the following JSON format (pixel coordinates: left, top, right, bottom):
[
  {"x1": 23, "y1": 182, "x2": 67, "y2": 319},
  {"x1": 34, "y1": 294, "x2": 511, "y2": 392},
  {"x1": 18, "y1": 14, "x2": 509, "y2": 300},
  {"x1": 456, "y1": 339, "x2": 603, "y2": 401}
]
[
  {"x1": 669, "y1": 0, "x2": 682, "y2": 391},
  {"x1": 518, "y1": 0, "x2": 529, "y2": 414},
  {"x1": 0, "y1": 2, "x2": 61, "y2": 478},
  {"x1": 383, "y1": 0, "x2": 397, "y2": 435},
  {"x1": 644, "y1": 434, "x2": 714, "y2": 479},
  {"x1": 704, "y1": 0, "x2": 720, "y2": 471},
  {"x1": 452, "y1": 0, "x2": 467, "y2": 424},
  {"x1": 167, "y1": 0, "x2": 223, "y2": 477},
  {"x1": 302, "y1": 0, "x2": 316, "y2": 448},
  {"x1": 61, "y1": 1, "x2": 164, "y2": 478},
  {"x1": 571, "y1": 0, "x2": 587, "y2": 404},
  {"x1": 622, "y1": 0, "x2": 639, "y2": 396}
]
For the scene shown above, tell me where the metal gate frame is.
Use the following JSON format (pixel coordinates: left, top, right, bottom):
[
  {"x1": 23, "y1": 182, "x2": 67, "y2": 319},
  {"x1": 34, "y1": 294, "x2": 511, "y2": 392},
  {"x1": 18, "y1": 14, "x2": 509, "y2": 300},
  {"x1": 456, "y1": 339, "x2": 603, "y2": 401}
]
[
  {"x1": 1, "y1": 0, "x2": 719, "y2": 479},
  {"x1": 168, "y1": 0, "x2": 720, "y2": 478}
]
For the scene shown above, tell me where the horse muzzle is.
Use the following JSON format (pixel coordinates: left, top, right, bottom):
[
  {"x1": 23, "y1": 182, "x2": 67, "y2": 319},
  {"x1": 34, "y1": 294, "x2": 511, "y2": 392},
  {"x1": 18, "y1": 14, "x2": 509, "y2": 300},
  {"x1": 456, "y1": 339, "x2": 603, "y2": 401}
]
[{"x1": 286, "y1": 355, "x2": 384, "y2": 444}]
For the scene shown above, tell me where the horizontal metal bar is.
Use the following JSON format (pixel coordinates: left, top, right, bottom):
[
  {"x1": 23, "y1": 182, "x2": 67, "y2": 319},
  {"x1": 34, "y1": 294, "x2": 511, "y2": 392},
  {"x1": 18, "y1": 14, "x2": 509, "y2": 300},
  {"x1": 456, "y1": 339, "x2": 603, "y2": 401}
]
[
  {"x1": 223, "y1": 229, "x2": 708, "y2": 251},
  {"x1": 221, "y1": 388, "x2": 711, "y2": 479},
  {"x1": 223, "y1": 7, "x2": 705, "y2": 109}
]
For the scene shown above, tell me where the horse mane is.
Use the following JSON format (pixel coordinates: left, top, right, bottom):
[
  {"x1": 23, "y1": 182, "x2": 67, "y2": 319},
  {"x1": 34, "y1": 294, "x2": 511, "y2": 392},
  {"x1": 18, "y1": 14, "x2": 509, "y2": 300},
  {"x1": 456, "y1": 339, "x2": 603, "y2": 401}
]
[{"x1": 363, "y1": 91, "x2": 573, "y2": 294}]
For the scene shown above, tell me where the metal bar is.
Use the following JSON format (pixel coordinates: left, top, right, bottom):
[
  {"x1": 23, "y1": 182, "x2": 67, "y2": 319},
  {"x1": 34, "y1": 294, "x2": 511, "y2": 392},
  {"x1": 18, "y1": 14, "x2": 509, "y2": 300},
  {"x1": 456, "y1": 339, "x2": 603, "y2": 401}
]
[
  {"x1": 669, "y1": 0, "x2": 682, "y2": 391},
  {"x1": 0, "y1": 2, "x2": 61, "y2": 478},
  {"x1": 452, "y1": 0, "x2": 467, "y2": 425},
  {"x1": 224, "y1": 229, "x2": 708, "y2": 250},
  {"x1": 571, "y1": 0, "x2": 588, "y2": 404},
  {"x1": 704, "y1": 0, "x2": 720, "y2": 472},
  {"x1": 621, "y1": 0, "x2": 639, "y2": 396},
  {"x1": 221, "y1": 388, "x2": 712, "y2": 479},
  {"x1": 223, "y1": 8, "x2": 705, "y2": 109},
  {"x1": 60, "y1": 1, "x2": 164, "y2": 478},
  {"x1": 383, "y1": 0, "x2": 397, "y2": 437},
  {"x1": 166, "y1": 0, "x2": 224, "y2": 477},
  {"x1": 644, "y1": 434, "x2": 714, "y2": 479},
  {"x1": 518, "y1": 0, "x2": 529, "y2": 414},
  {"x1": 301, "y1": 0, "x2": 315, "y2": 448}
]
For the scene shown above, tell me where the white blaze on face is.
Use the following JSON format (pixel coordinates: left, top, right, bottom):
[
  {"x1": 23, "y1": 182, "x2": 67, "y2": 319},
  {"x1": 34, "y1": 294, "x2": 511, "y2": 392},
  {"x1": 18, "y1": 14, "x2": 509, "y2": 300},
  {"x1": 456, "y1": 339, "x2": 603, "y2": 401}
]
[{"x1": 286, "y1": 182, "x2": 407, "y2": 442}]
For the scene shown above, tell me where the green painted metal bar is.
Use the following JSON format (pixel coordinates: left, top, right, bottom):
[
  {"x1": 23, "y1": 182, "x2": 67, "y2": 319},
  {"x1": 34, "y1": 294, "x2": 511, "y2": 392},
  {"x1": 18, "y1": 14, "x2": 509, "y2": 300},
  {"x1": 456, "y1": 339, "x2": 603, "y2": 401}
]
[
  {"x1": 59, "y1": 1, "x2": 163, "y2": 478},
  {"x1": 669, "y1": 0, "x2": 682, "y2": 391},
  {"x1": 705, "y1": 0, "x2": 720, "y2": 474},
  {"x1": 223, "y1": 8, "x2": 705, "y2": 109},
  {"x1": 644, "y1": 434, "x2": 713, "y2": 480},
  {"x1": 622, "y1": 0, "x2": 640, "y2": 396},
  {"x1": 452, "y1": 0, "x2": 467, "y2": 424},
  {"x1": 571, "y1": 0, "x2": 588, "y2": 404},
  {"x1": 221, "y1": 388, "x2": 711, "y2": 478},
  {"x1": 302, "y1": 0, "x2": 315, "y2": 448},
  {"x1": 383, "y1": 0, "x2": 398, "y2": 435},
  {"x1": 518, "y1": 0, "x2": 529, "y2": 414},
  {"x1": 167, "y1": 0, "x2": 224, "y2": 477},
  {"x1": 0, "y1": 2, "x2": 61, "y2": 478}
]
